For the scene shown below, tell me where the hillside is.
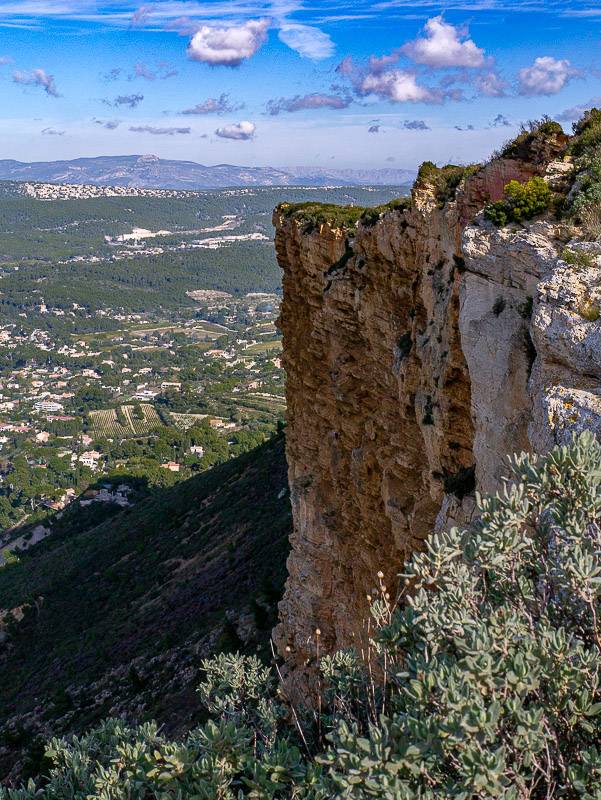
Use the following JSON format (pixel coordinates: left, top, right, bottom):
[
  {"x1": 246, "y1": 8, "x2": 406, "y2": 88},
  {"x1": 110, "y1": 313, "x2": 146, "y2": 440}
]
[
  {"x1": 0, "y1": 433, "x2": 291, "y2": 780},
  {"x1": 0, "y1": 156, "x2": 416, "y2": 189},
  {"x1": 0, "y1": 184, "x2": 404, "y2": 316}
]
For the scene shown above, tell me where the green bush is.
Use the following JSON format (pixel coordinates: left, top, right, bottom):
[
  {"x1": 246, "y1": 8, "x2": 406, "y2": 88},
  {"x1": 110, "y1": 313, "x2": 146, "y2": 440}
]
[
  {"x1": 416, "y1": 162, "x2": 480, "y2": 207},
  {"x1": 499, "y1": 117, "x2": 565, "y2": 160},
  {"x1": 4, "y1": 433, "x2": 601, "y2": 799},
  {"x1": 280, "y1": 202, "x2": 367, "y2": 234},
  {"x1": 484, "y1": 177, "x2": 553, "y2": 226},
  {"x1": 564, "y1": 109, "x2": 601, "y2": 238},
  {"x1": 561, "y1": 247, "x2": 598, "y2": 270},
  {"x1": 360, "y1": 198, "x2": 411, "y2": 227},
  {"x1": 569, "y1": 108, "x2": 601, "y2": 158}
]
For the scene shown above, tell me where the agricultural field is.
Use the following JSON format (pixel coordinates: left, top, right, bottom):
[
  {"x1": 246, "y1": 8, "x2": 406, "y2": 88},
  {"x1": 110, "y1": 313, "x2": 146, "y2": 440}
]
[
  {"x1": 89, "y1": 404, "x2": 163, "y2": 436},
  {"x1": 169, "y1": 412, "x2": 209, "y2": 430}
]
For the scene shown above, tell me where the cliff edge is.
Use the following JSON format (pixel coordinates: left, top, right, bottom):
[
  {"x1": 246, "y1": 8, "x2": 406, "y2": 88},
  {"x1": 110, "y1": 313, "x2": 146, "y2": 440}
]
[{"x1": 273, "y1": 116, "x2": 601, "y2": 695}]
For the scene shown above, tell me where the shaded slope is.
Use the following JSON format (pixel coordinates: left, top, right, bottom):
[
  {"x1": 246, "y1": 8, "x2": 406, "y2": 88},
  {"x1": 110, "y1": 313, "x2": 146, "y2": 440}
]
[{"x1": 0, "y1": 434, "x2": 290, "y2": 778}]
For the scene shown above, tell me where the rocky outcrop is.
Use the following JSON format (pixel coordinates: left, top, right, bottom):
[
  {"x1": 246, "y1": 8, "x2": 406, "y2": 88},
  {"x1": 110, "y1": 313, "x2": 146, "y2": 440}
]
[{"x1": 273, "y1": 128, "x2": 601, "y2": 695}]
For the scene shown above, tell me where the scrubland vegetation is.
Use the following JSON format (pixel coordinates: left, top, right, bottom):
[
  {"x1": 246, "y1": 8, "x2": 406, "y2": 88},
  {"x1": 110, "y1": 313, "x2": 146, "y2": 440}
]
[{"x1": 3, "y1": 433, "x2": 600, "y2": 798}]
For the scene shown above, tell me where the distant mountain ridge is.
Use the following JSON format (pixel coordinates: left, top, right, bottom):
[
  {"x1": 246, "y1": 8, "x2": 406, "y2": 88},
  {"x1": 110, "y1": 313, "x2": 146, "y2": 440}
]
[{"x1": 0, "y1": 154, "x2": 415, "y2": 189}]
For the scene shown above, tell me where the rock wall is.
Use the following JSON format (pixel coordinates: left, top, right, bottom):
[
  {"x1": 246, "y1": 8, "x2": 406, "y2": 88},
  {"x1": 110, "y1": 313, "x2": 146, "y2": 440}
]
[{"x1": 273, "y1": 133, "x2": 601, "y2": 694}]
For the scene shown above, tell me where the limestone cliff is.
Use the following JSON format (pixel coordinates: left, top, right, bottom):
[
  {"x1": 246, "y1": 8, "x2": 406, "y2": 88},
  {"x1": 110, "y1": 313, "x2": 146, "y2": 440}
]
[{"x1": 273, "y1": 123, "x2": 601, "y2": 693}]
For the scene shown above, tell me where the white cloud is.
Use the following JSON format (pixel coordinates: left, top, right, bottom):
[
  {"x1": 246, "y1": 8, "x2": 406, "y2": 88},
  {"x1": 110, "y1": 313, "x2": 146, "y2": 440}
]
[
  {"x1": 278, "y1": 24, "x2": 335, "y2": 60},
  {"x1": 402, "y1": 16, "x2": 485, "y2": 68},
  {"x1": 13, "y1": 67, "x2": 59, "y2": 96},
  {"x1": 215, "y1": 120, "x2": 256, "y2": 140},
  {"x1": 518, "y1": 56, "x2": 578, "y2": 96},
  {"x1": 187, "y1": 18, "x2": 270, "y2": 67},
  {"x1": 359, "y1": 70, "x2": 441, "y2": 104},
  {"x1": 476, "y1": 70, "x2": 507, "y2": 97}
]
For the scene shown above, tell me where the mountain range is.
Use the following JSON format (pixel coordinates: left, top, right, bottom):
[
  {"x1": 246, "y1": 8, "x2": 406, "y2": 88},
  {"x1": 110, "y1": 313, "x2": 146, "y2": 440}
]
[{"x1": 0, "y1": 155, "x2": 415, "y2": 189}]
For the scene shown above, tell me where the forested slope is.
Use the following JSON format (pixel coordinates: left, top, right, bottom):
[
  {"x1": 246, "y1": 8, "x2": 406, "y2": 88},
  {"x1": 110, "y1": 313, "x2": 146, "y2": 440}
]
[{"x1": 0, "y1": 434, "x2": 291, "y2": 780}]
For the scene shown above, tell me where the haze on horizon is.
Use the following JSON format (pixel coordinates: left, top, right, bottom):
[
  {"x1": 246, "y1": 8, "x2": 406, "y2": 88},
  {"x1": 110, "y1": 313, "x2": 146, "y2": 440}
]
[{"x1": 1, "y1": 0, "x2": 601, "y2": 170}]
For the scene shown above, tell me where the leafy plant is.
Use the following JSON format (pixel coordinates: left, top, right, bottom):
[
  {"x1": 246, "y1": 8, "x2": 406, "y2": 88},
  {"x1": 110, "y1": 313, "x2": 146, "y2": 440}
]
[
  {"x1": 484, "y1": 177, "x2": 553, "y2": 226},
  {"x1": 416, "y1": 162, "x2": 479, "y2": 207},
  {"x1": 280, "y1": 202, "x2": 367, "y2": 234},
  {"x1": 4, "y1": 433, "x2": 601, "y2": 799},
  {"x1": 499, "y1": 117, "x2": 565, "y2": 160},
  {"x1": 561, "y1": 247, "x2": 598, "y2": 270}
]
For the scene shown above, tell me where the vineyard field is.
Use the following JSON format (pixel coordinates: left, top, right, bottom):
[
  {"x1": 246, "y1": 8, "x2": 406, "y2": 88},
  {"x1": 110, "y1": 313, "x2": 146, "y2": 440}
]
[{"x1": 88, "y1": 404, "x2": 164, "y2": 436}]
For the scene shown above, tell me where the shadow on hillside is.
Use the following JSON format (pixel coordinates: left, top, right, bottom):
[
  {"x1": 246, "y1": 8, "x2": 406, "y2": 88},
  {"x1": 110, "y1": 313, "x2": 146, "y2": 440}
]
[{"x1": 0, "y1": 435, "x2": 292, "y2": 780}]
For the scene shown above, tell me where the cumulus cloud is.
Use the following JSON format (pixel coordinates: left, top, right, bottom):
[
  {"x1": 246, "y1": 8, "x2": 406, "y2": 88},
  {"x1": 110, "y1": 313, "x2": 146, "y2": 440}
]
[
  {"x1": 518, "y1": 56, "x2": 578, "y2": 96},
  {"x1": 492, "y1": 113, "x2": 511, "y2": 127},
  {"x1": 556, "y1": 98, "x2": 601, "y2": 121},
  {"x1": 182, "y1": 94, "x2": 239, "y2": 115},
  {"x1": 335, "y1": 56, "x2": 355, "y2": 76},
  {"x1": 402, "y1": 16, "x2": 485, "y2": 69},
  {"x1": 41, "y1": 127, "x2": 64, "y2": 135},
  {"x1": 129, "y1": 125, "x2": 191, "y2": 135},
  {"x1": 13, "y1": 68, "x2": 59, "y2": 97},
  {"x1": 0, "y1": 56, "x2": 13, "y2": 65},
  {"x1": 476, "y1": 70, "x2": 507, "y2": 97},
  {"x1": 403, "y1": 119, "x2": 430, "y2": 130},
  {"x1": 278, "y1": 24, "x2": 335, "y2": 60},
  {"x1": 104, "y1": 93, "x2": 144, "y2": 108},
  {"x1": 215, "y1": 120, "x2": 256, "y2": 140},
  {"x1": 368, "y1": 51, "x2": 403, "y2": 72},
  {"x1": 187, "y1": 19, "x2": 269, "y2": 67},
  {"x1": 359, "y1": 69, "x2": 441, "y2": 104},
  {"x1": 266, "y1": 93, "x2": 351, "y2": 115}
]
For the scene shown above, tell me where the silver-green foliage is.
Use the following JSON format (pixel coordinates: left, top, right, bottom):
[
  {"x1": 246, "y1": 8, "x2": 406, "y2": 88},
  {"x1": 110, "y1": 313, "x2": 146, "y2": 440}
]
[
  {"x1": 322, "y1": 431, "x2": 601, "y2": 798},
  {"x1": 2, "y1": 433, "x2": 601, "y2": 799}
]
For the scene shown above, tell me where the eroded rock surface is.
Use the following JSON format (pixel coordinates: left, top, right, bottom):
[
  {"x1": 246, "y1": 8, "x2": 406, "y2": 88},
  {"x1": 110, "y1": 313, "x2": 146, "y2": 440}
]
[{"x1": 273, "y1": 131, "x2": 601, "y2": 695}]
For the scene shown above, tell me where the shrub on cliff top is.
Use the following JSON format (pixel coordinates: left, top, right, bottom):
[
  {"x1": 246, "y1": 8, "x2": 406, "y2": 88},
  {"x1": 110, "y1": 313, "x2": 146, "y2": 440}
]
[
  {"x1": 280, "y1": 202, "x2": 366, "y2": 234},
  {"x1": 484, "y1": 176, "x2": 553, "y2": 226},
  {"x1": 280, "y1": 198, "x2": 411, "y2": 233},
  {"x1": 3, "y1": 432, "x2": 601, "y2": 799},
  {"x1": 499, "y1": 116, "x2": 565, "y2": 160},
  {"x1": 565, "y1": 109, "x2": 601, "y2": 238},
  {"x1": 359, "y1": 197, "x2": 411, "y2": 227},
  {"x1": 415, "y1": 161, "x2": 480, "y2": 207}
]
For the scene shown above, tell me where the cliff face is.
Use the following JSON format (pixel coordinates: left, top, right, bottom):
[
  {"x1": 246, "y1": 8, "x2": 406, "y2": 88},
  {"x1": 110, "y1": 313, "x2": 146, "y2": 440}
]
[{"x1": 273, "y1": 128, "x2": 601, "y2": 693}]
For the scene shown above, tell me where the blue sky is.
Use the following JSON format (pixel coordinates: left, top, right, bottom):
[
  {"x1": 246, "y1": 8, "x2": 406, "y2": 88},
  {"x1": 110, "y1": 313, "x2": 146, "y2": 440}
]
[{"x1": 1, "y1": 0, "x2": 601, "y2": 169}]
